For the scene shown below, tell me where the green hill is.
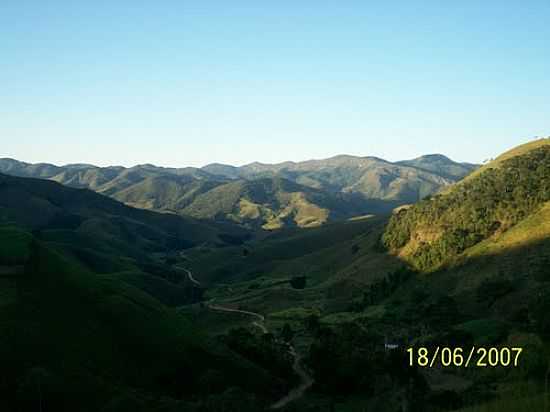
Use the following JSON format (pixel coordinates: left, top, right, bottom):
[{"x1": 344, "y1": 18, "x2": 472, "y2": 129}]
[
  {"x1": 233, "y1": 154, "x2": 477, "y2": 203},
  {"x1": 397, "y1": 154, "x2": 478, "y2": 180},
  {"x1": 383, "y1": 140, "x2": 550, "y2": 271},
  {"x1": 182, "y1": 177, "x2": 386, "y2": 229},
  {"x1": 0, "y1": 227, "x2": 291, "y2": 411},
  {"x1": 0, "y1": 172, "x2": 252, "y2": 307},
  {"x1": 110, "y1": 175, "x2": 222, "y2": 212},
  {"x1": 0, "y1": 173, "x2": 248, "y2": 249},
  {"x1": 0, "y1": 154, "x2": 477, "y2": 229},
  {"x1": 0, "y1": 176, "x2": 301, "y2": 411}
]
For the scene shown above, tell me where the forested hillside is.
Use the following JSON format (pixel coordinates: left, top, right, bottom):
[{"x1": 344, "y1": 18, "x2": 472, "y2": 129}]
[{"x1": 383, "y1": 140, "x2": 550, "y2": 271}]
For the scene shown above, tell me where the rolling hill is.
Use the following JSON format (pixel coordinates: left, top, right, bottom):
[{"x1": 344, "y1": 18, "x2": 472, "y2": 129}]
[
  {"x1": 396, "y1": 154, "x2": 478, "y2": 180},
  {"x1": 0, "y1": 173, "x2": 248, "y2": 249},
  {"x1": 0, "y1": 226, "x2": 291, "y2": 412},
  {"x1": 0, "y1": 154, "x2": 477, "y2": 229},
  {"x1": 181, "y1": 177, "x2": 387, "y2": 229},
  {"x1": 383, "y1": 138, "x2": 550, "y2": 271},
  {"x1": 206, "y1": 154, "x2": 477, "y2": 202},
  {"x1": 0, "y1": 175, "x2": 299, "y2": 411},
  {"x1": 0, "y1": 172, "x2": 252, "y2": 307}
]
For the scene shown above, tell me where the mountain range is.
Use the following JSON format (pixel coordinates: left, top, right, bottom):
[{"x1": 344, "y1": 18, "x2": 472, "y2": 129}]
[
  {"x1": 0, "y1": 154, "x2": 477, "y2": 229},
  {"x1": 1, "y1": 138, "x2": 550, "y2": 411}
]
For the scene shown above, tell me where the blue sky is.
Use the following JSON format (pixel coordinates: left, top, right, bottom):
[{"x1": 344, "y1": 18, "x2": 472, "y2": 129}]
[{"x1": 2, "y1": 1, "x2": 550, "y2": 167}]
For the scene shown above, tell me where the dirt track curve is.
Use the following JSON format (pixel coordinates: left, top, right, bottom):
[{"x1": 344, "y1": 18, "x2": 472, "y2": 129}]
[{"x1": 184, "y1": 268, "x2": 313, "y2": 409}]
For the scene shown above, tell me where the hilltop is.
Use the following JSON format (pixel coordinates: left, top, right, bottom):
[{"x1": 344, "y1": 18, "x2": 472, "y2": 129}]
[{"x1": 383, "y1": 138, "x2": 550, "y2": 271}]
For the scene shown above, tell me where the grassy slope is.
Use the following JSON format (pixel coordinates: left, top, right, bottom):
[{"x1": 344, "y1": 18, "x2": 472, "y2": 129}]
[
  {"x1": 464, "y1": 201, "x2": 550, "y2": 260},
  {"x1": 383, "y1": 141, "x2": 550, "y2": 271},
  {"x1": 0, "y1": 225, "x2": 32, "y2": 263},
  {"x1": 186, "y1": 216, "x2": 404, "y2": 323},
  {"x1": 455, "y1": 137, "x2": 550, "y2": 186},
  {"x1": 397, "y1": 154, "x2": 478, "y2": 180},
  {"x1": 0, "y1": 173, "x2": 254, "y2": 308},
  {"x1": 0, "y1": 226, "x2": 288, "y2": 411},
  {"x1": 0, "y1": 172, "x2": 247, "y2": 248},
  {"x1": 187, "y1": 216, "x2": 390, "y2": 284},
  {"x1": 182, "y1": 177, "x2": 369, "y2": 229},
  {"x1": 111, "y1": 175, "x2": 222, "y2": 212}
]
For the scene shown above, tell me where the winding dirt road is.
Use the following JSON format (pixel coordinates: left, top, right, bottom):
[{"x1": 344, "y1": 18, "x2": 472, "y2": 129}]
[
  {"x1": 183, "y1": 268, "x2": 201, "y2": 287},
  {"x1": 270, "y1": 345, "x2": 314, "y2": 410},
  {"x1": 184, "y1": 268, "x2": 313, "y2": 409}
]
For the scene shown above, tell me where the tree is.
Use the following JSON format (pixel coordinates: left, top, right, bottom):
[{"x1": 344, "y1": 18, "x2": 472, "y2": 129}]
[
  {"x1": 290, "y1": 276, "x2": 307, "y2": 289},
  {"x1": 304, "y1": 314, "x2": 321, "y2": 335},
  {"x1": 281, "y1": 323, "x2": 294, "y2": 342}
]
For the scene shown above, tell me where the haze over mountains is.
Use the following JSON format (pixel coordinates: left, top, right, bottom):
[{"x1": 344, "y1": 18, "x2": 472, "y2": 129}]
[{"x1": 0, "y1": 154, "x2": 477, "y2": 229}]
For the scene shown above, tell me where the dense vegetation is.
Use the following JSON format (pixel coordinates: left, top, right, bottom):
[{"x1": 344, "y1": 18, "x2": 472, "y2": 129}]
[
  {"x1": 0, "y1": 176, "x2": 298, "y2": 411},
  {"x1": 0, "y1": 231, "x2": 297, "y2": 411},
  {"x1": 383, "y1": 145, "x2": 550, "y2": 270}
]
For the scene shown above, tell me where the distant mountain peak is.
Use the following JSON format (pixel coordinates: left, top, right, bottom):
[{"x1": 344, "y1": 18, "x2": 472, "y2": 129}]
[
  {"x1": 407, "y1": 154, "x2": 453, "y2": 162},
  {"x1": 202, "y1": 162, "x2": 237, "y2": 168},
  {"x1": 63, "y1": 163, "x2": 98, "y2": 169},
  {"x1": 243, "y1": 160, "x2": 296, "y2": 167},
  {"x1": 0, "y1": 157, "x2": 25, "y2": 164},
  {"x1": 133, "y1": 163, "x2": 158, "y2": 169}
]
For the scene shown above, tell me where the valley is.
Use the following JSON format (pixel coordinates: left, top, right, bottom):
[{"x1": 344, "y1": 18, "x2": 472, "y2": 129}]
[
  {"x1": 175, "y1": 138, "x2": 550, "y2": 411},
  {"x1": 5, "y1": 1, "x2": 549, "y2": 409},
  {"x1": 1, "y1": 139, "x2": 550, "y2": 411}
]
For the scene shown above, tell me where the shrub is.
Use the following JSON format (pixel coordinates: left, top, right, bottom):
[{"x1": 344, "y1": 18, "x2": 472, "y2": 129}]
[{"x1": 289, "y1": 275, "x2": 307, "y2": 289}]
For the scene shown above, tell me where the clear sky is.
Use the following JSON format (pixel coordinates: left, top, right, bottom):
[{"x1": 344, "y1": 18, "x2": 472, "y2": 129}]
[{"x1": 2, "y1": 1, "x2": 550, "y2": 167}]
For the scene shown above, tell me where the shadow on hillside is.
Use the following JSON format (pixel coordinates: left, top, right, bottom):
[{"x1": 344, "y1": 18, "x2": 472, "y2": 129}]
[{"x1": 403, "y1": 233, "x2": 550, "y2": 325}]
